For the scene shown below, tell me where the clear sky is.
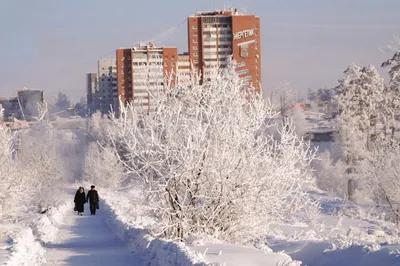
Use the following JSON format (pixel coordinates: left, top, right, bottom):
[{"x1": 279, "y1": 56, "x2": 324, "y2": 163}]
[{"x1": 1, "y1": 0, "x2": 400, "y2": 102}]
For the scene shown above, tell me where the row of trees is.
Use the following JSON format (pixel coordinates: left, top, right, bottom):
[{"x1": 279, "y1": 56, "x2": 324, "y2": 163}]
[
  {"x1": 307, "y1": 87, "x2": 333, "y2": 103},
  {"x1": 315, "y1": 38, "x2": 400, "y2": 222},
  {"x1": 0, "y1": 104, "x2": 85, "y2": 222}
]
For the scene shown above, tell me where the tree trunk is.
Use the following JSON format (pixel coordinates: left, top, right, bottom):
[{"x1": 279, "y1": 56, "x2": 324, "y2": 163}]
[
  {"x1": 346, "y1": 154, "x2": 354, "y2": 201},
  {"x1": 347, "y1": 178, "x2": 354, "y2": 201}
]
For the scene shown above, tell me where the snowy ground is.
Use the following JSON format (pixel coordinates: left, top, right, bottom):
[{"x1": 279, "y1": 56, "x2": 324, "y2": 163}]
[
  {"x1": 2, "y1": 185, "x2": 400, "y2": 265},
  {"x1": 101, "y1": 187, "x2": 301, "y2": 266},
  {"x1": 188, "y1": 243, "x2": 297, "y2": 266},
  {"x1": 266, "y1": 189, "x2": 400, "y2": 266},
  {"x1": 43, "y1": 208, "x2": 144, "y2": 265},
  {"x1": 0, "y1": 235, "x2": 8, "y2": 265}
]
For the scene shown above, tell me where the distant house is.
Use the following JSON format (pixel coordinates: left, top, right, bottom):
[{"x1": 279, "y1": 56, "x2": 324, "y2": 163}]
[
  {"x1": 17, "y1": 89, "x2": 44, "y2": 119},
  {"x1": 0, "y1": 89, "x2": 44, "y2": 121},
  {"x1": 1, "y1": 97, "x2": 20, "y2": 120}
]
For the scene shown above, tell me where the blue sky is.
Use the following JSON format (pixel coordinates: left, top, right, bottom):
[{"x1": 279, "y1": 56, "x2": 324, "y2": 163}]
[{"x1": 1, "y1": 0, "x2": 400, "y2": 102}]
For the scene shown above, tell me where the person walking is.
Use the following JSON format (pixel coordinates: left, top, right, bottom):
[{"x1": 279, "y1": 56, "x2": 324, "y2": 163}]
[
  {"x1": 74, "y1": 187, "x2": 86, "y2": 216},
  {"x1": 86, "y1": 185, "x2": 99, "y2": 215}
]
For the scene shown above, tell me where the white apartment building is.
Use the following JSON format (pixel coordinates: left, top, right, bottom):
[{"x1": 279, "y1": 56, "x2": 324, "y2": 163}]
[{"x1": 98, "y1": 58, "x2": 117, "y2": 115}]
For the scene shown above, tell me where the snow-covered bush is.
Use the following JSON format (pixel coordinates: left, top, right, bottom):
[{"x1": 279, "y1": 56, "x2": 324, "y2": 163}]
[
  {"x1": 0, "y1": 126, "x2": 21, "y2": 218},
  {"x1": 358, "y1": 139, "x2": 400, "y2": 222},
  {"x1": 17, "y1": 123, "x2": 66, "y2": 209},
  {"x1": 106, "y1": 64, "x2": 316, "y2": 243},
  {"x1": 83, "y1": 142, "x2": 125, "y2": 188},
  {"x1": 0, "y1": 116, "x2": 84, "y2": 221},
  {"x1": 86, "y1": 111, "x2": 110, "y2": 145},
  {"x1": 291, "y1": 104, "x2": 308, "y2": 138},
  {"x1": 313, "y1": 151, "x2": 347, "y2": 198}
]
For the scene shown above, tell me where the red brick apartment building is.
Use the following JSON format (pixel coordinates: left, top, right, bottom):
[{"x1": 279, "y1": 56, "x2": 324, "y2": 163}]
[
  {"x1": 116, "y1": 43, "x2": 178, "y2": 111},
  {"x1": 187, "y1": 8, "x2": 261, "y2": 93}
]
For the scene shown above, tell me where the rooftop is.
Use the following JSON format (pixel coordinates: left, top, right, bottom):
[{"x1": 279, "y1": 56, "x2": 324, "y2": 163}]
[
  {"x1": 119, "y1": 42, "x2": 176, "y2": 51},
  {"x1": 191, "y1": 8, "x2": 253, "y2": 17}
]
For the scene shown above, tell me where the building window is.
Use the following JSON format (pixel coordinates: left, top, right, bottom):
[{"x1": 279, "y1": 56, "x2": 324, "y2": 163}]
[
  {"x1": 237, "y1": 69, "x2": 249, "y2": 75},
  {"x1": 193, "y1": 39, "x2": 198, "y2": 43},
  {"x1": 240, "y1": 44, "x2": 249, "y2": 58},
  {"x1": 243, "y1": 76, "x2": 252, "y2": 82},
  {"x1": 193, "y1": 52, "x2": 198, "y2": 56},
  {"x1": 192, "y1": 26, "x2": 197, "y2": 30},
  {"x1": 193, "y1": 46, "x2": 198, "y2": 50},
  {"x1": 236, "y1": 62, "x2": 246, "y2": 68}
]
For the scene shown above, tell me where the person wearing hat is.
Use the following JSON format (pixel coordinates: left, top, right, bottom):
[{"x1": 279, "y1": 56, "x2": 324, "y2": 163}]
[{"x1": 86, "y1": 185, "x2": 100, "y2": 215}]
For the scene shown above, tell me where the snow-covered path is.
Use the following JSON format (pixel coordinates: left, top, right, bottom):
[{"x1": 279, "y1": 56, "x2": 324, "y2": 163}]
[{"x1": 43, "y1": 208, "x2": 143, "y2": 265}]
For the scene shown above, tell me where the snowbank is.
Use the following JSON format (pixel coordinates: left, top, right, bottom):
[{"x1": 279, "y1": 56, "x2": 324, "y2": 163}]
[
  {"x1": 3, "y1": 201, "x2": 72, "y2": 266},
  {"x1": 101, "y1": 192, "x2": 209, "y2": 266},
  {"x1": 4, "y1": 227, "x2": 45, "y2": 266},
  {"x1": 101, "y1": 190, "x2": 301, "y2": 266},
  {"x1": 188, "y1": 243, "x2": 300, "y2": 266},
  {"x1": 271, "y1": 240, "x2": 400, "y2": 266},
  {"x1": 32, "y1": 202, "x2": 72, "y2": 244}
]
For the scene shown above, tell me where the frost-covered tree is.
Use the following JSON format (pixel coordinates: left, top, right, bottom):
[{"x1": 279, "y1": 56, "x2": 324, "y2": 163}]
[
  {"x1": 334, "y1": 64, "x2": 384, "y2": 200},
  {"x1": 106, "y1": 65, "x2": 316, "y2": 243},
  {"x1": 86, "y1": 111, "x2": 110, "y2": 145},
  {"x1": 83, "y1": 143, "x2": 125, "y2": 189},
  {"x1": 0, "y1": 126, "x2": 16, "y2": 216},
  {"x1": 381, "y1": 36, "x2": 400, "y2": 138},
  {"x1": 278, "y1": 81, "x2": 295, "y2": 119},
  {"x1": 359, "y1": 139, "x2": 400, "y2": 222},
  {"x1": 291, "y1": 104, "x2": 308, "y2": 138},
  {"x1": 307, "y1": 88, "x2": 317, "y2": 103},
  {"x1": 312, "y1": 151, "x2": 347, "y2": 198}
]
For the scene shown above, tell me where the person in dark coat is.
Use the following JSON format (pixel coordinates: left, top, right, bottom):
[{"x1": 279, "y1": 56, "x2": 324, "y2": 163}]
[
  {"x1": 74, "y1": 187, "x2": 86, "y2": 216},
  {"x1": 86, "y1": 185, "x2": 99, "y2": 215}
]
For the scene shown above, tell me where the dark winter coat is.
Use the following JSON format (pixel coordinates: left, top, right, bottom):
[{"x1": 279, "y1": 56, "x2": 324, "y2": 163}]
[
  {"x1": 86, "y1": 189, "x2": 99, "y2": 207},
  {"x1": 74, "y1": 190, "x2": 86, "y2": 212}
]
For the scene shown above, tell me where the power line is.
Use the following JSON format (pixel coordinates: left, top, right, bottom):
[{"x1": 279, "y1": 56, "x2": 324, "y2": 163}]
[{"x1": 274, "y1": 22, "x2": 399, "y2": 29}]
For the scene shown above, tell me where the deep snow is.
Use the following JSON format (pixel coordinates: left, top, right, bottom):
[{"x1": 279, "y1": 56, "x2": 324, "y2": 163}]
[
  {"x1": 3, "y1": 185, "x2": 400, "y2": 266},
  {"x1": 101, "y1": 187, "x2": 302, "y2": 266}
]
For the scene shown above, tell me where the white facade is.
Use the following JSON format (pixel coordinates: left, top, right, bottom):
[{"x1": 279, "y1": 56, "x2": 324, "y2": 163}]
[
  {"x1": 98, "y1": 58, "x2": 117, "y2": 115},
  {"x1": 131, "y1": 48, "x2": 164, "y2": 113},
  {"x1": 202, "y1": 23, "x2": 233, "y2": 80},
  {"x1": 177, "y1": 54, "x2": 191, "y2": 83}
]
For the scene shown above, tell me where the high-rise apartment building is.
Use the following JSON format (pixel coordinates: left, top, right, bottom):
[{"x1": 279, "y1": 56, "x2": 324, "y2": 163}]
[
  {"x1": 187, "y1": 8, "x2": 261, "y2": 93},
  {"x1": 86, "y1": 72, "x2": 98, "y2": 113},
  {"x1": 177, "y1": 53, "x2": 192, "y2": 83},
  {"x1": 116, "y1": 43, "x2": 178, "y2": 113},
  {"x1": 98, "y1": 58, "x2": 117, "y2": 115}
]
